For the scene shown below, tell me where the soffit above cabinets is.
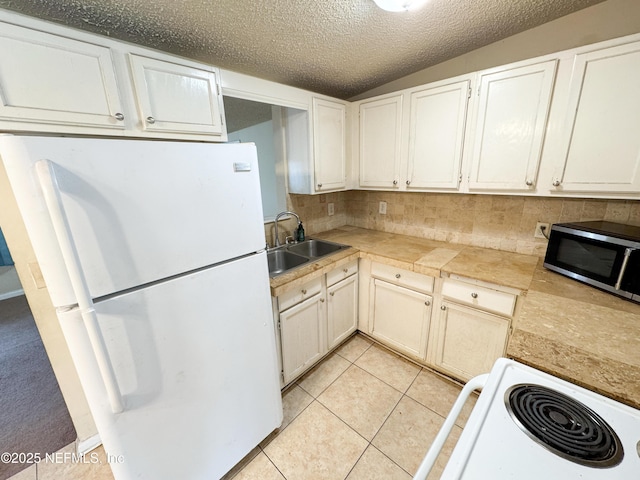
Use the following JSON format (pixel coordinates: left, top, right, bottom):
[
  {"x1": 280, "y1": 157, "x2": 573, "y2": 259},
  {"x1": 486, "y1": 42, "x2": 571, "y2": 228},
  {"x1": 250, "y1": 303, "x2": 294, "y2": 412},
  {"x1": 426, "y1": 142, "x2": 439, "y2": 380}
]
[{"x1": 0, "y1": 0, "x2": 605, "y2": 99}]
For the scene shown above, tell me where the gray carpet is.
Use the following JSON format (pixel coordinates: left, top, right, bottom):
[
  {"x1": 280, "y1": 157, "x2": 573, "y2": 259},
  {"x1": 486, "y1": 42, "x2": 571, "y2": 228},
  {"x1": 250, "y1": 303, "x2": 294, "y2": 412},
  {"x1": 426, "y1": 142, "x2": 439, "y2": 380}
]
[{"x1": 0, "y1": 296, "x2": 76, "y2": 480}]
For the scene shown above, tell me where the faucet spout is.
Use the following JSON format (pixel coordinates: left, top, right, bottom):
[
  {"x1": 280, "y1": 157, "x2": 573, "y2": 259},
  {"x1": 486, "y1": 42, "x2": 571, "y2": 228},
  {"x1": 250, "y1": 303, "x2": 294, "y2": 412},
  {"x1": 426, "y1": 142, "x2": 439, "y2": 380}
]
[{"x1": 274, "y1": 211, "x2": 301, "y2": 247}]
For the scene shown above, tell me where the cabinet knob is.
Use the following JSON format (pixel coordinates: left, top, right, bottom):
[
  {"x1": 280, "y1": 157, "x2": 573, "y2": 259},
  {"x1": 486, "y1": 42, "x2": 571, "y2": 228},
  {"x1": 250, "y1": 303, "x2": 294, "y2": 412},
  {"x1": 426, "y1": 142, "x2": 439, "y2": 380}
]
[
  {"x1": 393, "y1": 180, "x2": 398, "y2": 185},
  {"x1": 552, "y1": 179, "x2": 561, "y2": 187},
  {"x1": 146, "y1": 116, "x2": 156, "y2": 124},
  {"x1": 330, "y1": 292, "x2": 335, "y2": 296},
  {"x1": 301, "y1": 289, "x2": 307, "y2": 295},
  {"x1": 343, "y1": 268, "x2": 348, "y2": 273},
  {"x1": 320, "y1": 298, "x2": 325, "y2": 303},
  {"x1": 406, "y1": 180, "x2": 411, "y2": 185},
  {"x1": 471, "y1": 292, "x2": 478, "y2": 299},
  {"x1": 114, "y1": 112, "x2": 125, "y2": 121},
  {"x1": 395, "y1": 273, "x2": 401, "y2": 279},
  {"x1": 317, "y1": 183, "x2": 323, "y2": 188},
  {"x1": 525, "y1": 180, "x2": 533, "y2": 186},
  {"x1": 425, "y1": 300, "x2": 431, "y2": 306},
  {"x1": 441, "y1": 305, "x2": 447, "y2": 310}
]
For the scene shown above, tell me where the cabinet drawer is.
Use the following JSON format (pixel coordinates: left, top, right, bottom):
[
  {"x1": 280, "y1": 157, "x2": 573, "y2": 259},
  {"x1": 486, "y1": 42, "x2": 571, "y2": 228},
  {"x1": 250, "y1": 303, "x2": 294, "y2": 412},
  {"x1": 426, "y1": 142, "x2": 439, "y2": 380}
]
[
  {"x1": 371, "y1": 262, "x2": 434, "y2": 294},
  {"x1": 326, "y1": 260, "x2": 358, "y2": 287},
  {"x1": 278, "y1": 277, "x2": 323, "y2": 312},
  {"x1": 441, "y1": 279, "x2": 516, "y2": 317}
]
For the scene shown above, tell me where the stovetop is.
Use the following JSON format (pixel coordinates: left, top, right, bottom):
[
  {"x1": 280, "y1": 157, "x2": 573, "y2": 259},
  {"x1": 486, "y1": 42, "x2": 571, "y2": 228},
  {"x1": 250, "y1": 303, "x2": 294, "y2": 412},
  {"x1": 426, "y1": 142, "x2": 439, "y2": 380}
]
[{"x1": 441, "y1": 359, "x2": 640, "y2": 479}]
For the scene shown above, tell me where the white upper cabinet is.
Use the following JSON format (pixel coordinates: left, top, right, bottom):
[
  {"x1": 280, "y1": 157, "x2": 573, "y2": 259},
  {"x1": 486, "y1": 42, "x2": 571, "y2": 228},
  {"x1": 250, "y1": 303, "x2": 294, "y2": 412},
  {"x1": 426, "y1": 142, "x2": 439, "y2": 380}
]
[
  {"x1": 0, "y1": 23, "x2": 125, "y2": 130},
  {"x1": 312, "y1": 98, "x2": 347, "y2": 191},
  {"x1": 407, "y1": 80, "x2": 470, "y2": 190},
  {"x1": 359, "y1": 94, "x2": 403, "y2": 188},
  {"x1": 467, "y1": 60, "x2": 557, "y2": 191},
  {"x1": 550, "y1": 41, "x2": 640, "y2": 194},
  {"x1": 127, "y1": 54, "x2": 224, "y2": 136}
]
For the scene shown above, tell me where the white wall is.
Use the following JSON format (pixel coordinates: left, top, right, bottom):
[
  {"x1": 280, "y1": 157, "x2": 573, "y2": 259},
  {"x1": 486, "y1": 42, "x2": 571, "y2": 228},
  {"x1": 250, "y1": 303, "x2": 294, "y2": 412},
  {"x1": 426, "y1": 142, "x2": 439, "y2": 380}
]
[
  {"x1": 228, "y1": 119, "x2": 286, "y2": 220},
  {"x1": 0, "y1": 265, "x2": 23, "y2": 300}
]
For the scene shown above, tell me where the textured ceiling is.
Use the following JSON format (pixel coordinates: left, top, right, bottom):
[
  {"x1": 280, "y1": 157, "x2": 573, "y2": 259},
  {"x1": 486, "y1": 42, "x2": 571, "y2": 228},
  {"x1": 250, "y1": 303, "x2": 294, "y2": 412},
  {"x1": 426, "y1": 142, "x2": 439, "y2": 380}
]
[{"x1": 0, "y1": 0, "x2": 606, "y2": 99}]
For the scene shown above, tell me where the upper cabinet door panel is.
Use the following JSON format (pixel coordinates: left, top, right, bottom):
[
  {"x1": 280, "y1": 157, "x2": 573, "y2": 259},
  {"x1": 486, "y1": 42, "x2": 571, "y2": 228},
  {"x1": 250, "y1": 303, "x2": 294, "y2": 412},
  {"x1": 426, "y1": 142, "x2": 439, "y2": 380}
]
[
  {"x1": 468, "y1": 60, "x2": 557, "y2": 191},
  {"x1": 313, "y1": 98, "x2": 346, "y2": 191},
  {"x1": 359, "y1": 95, "x2": 403, "y2": 188},
  {"x1": 408, "y1": 80, "x2": 470, "y2": 189},
  {"x1": 552, "y1": 42, "x2": 640, "y2": 193},
  {"x1": 128, "y1": 54, "x2": 223, "y2": 136},
  {"x1": 0, "y1": 23, "x2": 124, "y2": 129}
]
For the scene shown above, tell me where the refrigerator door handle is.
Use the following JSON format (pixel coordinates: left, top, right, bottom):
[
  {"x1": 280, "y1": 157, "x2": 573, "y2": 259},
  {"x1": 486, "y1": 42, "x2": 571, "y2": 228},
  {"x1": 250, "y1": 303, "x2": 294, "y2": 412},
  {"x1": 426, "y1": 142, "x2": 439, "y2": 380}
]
[{"x1": 36, "y1": 159, "x2": 125, "y2": 414}]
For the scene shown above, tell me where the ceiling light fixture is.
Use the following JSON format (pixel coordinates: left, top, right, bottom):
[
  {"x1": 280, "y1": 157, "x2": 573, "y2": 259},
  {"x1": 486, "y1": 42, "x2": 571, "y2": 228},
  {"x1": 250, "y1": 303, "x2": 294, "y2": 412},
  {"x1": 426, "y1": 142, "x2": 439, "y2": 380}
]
[{"x1": 372, "y1": 0, "x2": 429, "y2": 12}]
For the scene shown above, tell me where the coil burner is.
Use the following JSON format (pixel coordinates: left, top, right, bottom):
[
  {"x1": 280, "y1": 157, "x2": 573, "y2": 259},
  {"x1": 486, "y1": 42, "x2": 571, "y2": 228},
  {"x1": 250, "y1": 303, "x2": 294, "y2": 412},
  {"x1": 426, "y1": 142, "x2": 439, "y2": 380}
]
[{"x1": 505, "y1": 384, "x2": 624, "y2": 468}]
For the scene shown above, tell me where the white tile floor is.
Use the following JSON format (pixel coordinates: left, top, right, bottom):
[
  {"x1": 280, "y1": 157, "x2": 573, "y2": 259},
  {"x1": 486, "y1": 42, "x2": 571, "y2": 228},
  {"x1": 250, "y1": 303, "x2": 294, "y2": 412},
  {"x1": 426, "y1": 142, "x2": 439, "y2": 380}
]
[
  {"x1": 227, "y1": 334, "x2": 476, "y2": 480},
  {"x1": 7, "y1": 334, "x2": 475, "y2": 480}
]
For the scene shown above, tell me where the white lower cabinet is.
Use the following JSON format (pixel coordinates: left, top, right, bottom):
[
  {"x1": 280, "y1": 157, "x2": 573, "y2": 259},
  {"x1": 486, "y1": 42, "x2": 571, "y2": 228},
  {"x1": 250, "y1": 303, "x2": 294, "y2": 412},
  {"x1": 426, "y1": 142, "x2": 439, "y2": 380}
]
[
  {"x1": 370, "y1": 279, "x2": 432, "y2": 359},
  {"x1": 275, "y1": 260, "x2": 358, "y2": 386},
  {"x1": 279, "y1": 292, "x2": 326, "y2": 385},
  {"x1": 431, "y1": 300, "x2": 510, "y2": 382},
  {"x1": 327, "y1": 273, "x2": 358, "y2": 350},
  {"x1": 364, "y1": 262, "x2": 434, "y2": 361}
]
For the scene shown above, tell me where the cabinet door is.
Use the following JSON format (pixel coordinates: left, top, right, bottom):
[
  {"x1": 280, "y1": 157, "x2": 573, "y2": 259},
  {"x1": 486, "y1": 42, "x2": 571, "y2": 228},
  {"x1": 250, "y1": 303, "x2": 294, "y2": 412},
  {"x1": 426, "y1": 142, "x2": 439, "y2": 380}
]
[
  {"x1": 359, "y1": 95, "x2": 403, "y2": 188},
  {"x1": 279, "y1": 294, "x2": 325, "y2": 385},
  {"x1": 552, "y1": 42, "x2": 640, "y2": 193},
  {"x1": 369, "y1": 279, "x2": 431, "y2": 359},
  {"x1": 432, "y1": 301, "x2": 510, "y2": 382},
  {"x1": 407, "y1": 80, "x2": 470, "y2": 189},
  {"x1": 0, "y1": 23, "x2": 124, "y2": 129},
  {"x1": 327, "y1": 274, "x2": 358, "y2": 350},
  {"x1": 313, "y1": 98, "x2": 346, "y2": 192},
  {"x1": 128, "y1": 54, "x2": 224, "y2": 136},
  {"x1": 468, "y1": 60, "x2": 557, "y2": 191}
]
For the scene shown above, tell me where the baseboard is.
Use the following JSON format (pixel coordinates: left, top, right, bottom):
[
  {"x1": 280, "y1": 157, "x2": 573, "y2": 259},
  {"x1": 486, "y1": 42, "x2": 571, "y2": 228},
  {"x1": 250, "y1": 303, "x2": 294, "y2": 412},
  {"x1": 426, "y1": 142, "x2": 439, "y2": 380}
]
[
  {"x1": 76, "y1": 433, "x2": 102, "y2": 455},
  {"x1": 0, "y1": 289, "x2": 24, "y2": 301}
]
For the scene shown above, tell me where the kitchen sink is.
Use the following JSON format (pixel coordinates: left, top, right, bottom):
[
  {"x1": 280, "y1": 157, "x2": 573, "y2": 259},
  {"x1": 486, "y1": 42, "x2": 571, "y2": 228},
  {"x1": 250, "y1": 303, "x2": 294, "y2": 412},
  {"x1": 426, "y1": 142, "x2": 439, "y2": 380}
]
[
  {"x1": 267, "y1": 249, "x2": 309, "y2": 276},
  {"x1": 267, "y1": 238, "x2": 349, "y2": 277},
  {"x1": 287, "y1": 238, "x2": 346, "y2": 258}
]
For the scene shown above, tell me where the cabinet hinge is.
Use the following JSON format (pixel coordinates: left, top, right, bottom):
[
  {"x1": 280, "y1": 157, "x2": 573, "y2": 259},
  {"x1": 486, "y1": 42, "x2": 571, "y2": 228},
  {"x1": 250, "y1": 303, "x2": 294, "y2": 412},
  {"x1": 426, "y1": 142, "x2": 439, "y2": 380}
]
[
  {"x1": 467, "y1": 87, "x2": 472, "y2": 99},
  {"x1": 277, "y1": 319, "x2": 281, "y2": 330},
  {"x1": 216, "y1": 84, "x2": 220, "y2": 95},
  {"x1": 281, "y1": 370, "x2": 285, "y2": 383},
  {"x1": 458, "y1": 172, "x2": 463, "y2": 183}
]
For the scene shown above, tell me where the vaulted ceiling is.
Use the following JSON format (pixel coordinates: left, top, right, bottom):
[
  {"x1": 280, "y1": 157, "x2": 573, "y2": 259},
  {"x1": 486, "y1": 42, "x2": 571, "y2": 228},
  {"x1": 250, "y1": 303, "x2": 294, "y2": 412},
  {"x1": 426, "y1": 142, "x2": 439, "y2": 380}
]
[{"x1": 0, "y1": 0, "x2": 606, "y2": 99}]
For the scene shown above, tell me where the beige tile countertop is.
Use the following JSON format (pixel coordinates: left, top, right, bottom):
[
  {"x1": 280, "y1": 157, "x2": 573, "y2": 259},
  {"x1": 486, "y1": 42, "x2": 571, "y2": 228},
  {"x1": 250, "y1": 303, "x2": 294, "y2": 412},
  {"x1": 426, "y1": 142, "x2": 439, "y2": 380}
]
[{"x1": 271, "y1": 226, "x2": 640, "y2": 409}]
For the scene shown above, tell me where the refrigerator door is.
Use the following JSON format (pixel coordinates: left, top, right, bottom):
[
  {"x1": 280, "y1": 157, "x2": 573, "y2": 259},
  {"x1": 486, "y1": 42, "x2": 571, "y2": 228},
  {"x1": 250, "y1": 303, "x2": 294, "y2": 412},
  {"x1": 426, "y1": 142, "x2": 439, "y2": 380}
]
[
  {"x1": 0, "y1": 135, "x2": 266, "y2": 307},
  {"x1": 57, "y1": 252, "x2": 282, "y2": 480}
]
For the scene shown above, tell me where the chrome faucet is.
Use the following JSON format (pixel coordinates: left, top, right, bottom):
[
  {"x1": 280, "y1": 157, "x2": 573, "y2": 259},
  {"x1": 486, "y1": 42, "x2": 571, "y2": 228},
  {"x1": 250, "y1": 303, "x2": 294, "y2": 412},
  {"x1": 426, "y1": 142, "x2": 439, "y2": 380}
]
[{"x1": 274, "y1": 211, "x2": 300, "y2": 247}]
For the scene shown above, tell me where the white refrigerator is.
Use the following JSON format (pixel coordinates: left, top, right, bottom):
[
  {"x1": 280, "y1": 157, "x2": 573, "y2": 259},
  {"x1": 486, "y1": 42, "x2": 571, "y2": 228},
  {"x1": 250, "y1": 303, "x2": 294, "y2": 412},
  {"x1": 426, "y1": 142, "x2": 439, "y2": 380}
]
[{"x1": 0, "y1": 135, "x2": 283, "y2": 479}]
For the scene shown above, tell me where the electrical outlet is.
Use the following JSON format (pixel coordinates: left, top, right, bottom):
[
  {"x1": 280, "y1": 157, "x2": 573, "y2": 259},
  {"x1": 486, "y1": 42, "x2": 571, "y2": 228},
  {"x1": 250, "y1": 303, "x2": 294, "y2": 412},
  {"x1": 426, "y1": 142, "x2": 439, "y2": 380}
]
[
  {"x1": 379, "y1": 201, "x2": 387, "y2": 215},
  {"x1": 534, "y1": 222, "x2": 550, "y2": 239},
  {"x1": 328, "y1": 203, "x2": 335, "y2": 216}
]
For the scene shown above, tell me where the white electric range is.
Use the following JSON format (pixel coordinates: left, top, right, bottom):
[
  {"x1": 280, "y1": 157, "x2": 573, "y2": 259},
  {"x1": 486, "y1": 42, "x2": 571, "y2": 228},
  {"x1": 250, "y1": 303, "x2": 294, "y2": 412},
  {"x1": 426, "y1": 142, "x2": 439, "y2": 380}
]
[{"x1": 415, "y1": 358, "x2": 640, "y2": 479}]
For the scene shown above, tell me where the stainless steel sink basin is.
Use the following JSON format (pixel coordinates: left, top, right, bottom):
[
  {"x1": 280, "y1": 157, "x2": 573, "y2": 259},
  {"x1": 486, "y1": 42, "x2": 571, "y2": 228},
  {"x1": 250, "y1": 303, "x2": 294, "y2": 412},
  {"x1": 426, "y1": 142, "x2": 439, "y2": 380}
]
[
  {"x1": 267, "y1": 238, "x2": 349, "y2": 277},
  {"x1": 287, "y1": 238, "x2": 346, "y2": 258},
  {"x1": 267, "y1": 249, "x2": 309, "y2": 276}
]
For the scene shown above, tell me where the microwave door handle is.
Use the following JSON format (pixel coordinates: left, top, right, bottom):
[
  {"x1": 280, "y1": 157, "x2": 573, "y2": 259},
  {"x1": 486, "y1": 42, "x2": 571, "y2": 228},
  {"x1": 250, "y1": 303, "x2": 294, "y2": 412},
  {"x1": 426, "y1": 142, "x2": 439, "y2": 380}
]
[{"x1": 614, "y1": 247, "x2": 635, "y2": 290}]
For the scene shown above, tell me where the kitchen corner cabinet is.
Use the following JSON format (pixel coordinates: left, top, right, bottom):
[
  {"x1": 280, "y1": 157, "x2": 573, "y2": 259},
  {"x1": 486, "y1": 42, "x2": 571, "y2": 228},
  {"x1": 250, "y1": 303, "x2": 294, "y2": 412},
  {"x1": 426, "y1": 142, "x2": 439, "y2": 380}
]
[
  {"x1": 359, "y1": 94, "x2": 403, "y2": 188},
  {"x1": 430, "y1": 277, "x2": 516, "y2": 382},
  {"x1": 550, "y1": 41, "x2": 640, "y2": 194},
  {"x1": 275, "y1": 260, "x2": 358, "y2": 386},
  {"x1": 406, "y1": 80, "x2": 470, "y2": 190},
  {"x1": 0, "y1": 22, "x2": 125, "y2": 131},
  {"x1": 286, "y1": 97, "x2": 348, "y2": 194},
  {"x1": 467, "y1": 60, "x2": 557, "y2": 191},
  {"x1": 127, "y1": 54, "x2": 224, "y2": 136},
  {"x1": 367, "y1": 262, "x2": 434, "y2": 361},
  {"x1": 326, "y1": 266, "x2": 358, "y2": 349}
]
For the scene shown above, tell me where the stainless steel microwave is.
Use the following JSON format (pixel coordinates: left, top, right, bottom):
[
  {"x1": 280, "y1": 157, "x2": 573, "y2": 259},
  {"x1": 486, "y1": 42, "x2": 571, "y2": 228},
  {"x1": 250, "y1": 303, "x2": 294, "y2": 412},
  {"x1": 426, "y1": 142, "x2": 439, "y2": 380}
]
[{"x1": 544, "y1": 221, "x2": 640, "y2": 303}]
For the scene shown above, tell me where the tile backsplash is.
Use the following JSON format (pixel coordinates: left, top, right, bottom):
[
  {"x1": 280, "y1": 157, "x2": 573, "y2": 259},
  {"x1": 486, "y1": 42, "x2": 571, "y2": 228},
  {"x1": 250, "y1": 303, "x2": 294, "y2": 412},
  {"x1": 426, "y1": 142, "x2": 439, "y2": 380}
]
[{"x1": 279, "y1": 191, "x2": 640, "y2": 257}]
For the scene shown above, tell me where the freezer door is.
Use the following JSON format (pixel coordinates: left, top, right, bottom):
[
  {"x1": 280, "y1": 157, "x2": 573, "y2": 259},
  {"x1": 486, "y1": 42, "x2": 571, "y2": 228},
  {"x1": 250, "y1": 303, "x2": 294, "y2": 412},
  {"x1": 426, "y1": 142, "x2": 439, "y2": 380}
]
[
  {"x1": 0, "y1": 135, "x2": 266, "y2": 307},
  {"x1": 57, "y1": 252, "x2": 282, "y2": 480}
]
